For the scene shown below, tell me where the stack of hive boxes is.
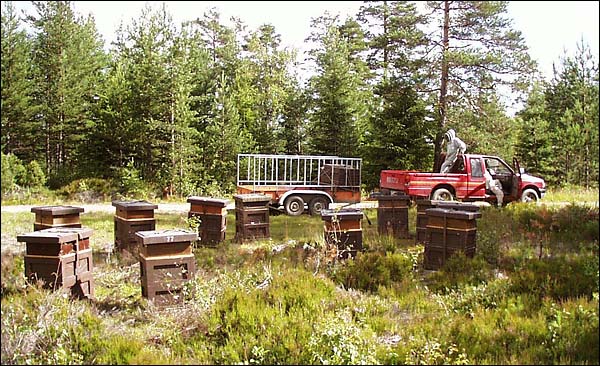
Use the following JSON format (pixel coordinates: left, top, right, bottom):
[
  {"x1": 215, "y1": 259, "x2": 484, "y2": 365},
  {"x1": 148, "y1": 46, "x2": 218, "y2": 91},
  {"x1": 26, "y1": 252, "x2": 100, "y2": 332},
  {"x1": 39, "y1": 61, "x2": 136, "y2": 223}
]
[
  {"x1": 423, "y1": 206, "x2": 482, "y2": 270},
  {"x1": 187, "y1": 196, "x2": 229, "y2": 246},
  {"x1": 17, "y1": 227, "x2": 95, "y2": 299},
  {"x1": 234, "y1": 194, "x2": 271, "y2": 242},
  {"x1": 320, "y1": 208, "x2": 363, "y2": 259},
  {"x1": 136, "y1": 229, "x2": 197, "y2": 306},
  {"x1": 416, "y1": 200, "x2": 437, "y2": 243},
  {"x1": 112, "y1": 200, "x2": 158, "y2": 257},
  {"x1": 416, "y1": 200, "x2": 480, "y2": 243},
  {"x1": 31, "y1": 205, "x2": 84, "y2": 231},
  {"x1": 373, "y1": 194, "x2": 410, "y2": 239}
]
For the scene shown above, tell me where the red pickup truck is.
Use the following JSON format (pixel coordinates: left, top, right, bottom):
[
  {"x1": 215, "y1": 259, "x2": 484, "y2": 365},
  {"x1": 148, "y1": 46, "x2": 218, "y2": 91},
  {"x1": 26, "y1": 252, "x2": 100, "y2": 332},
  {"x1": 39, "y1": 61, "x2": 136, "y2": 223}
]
[{"x1": 379, "y1": 154, "x2": 546, "y2": 205}]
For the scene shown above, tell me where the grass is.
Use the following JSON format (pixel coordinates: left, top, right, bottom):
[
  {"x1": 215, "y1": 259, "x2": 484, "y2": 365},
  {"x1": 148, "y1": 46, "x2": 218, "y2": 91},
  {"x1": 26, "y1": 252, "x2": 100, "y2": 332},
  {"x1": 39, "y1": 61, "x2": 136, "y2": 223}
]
[
  {"x1": 543, "y1": 185, "x2": 599, "y2": 203},
  {"x1": 1, "y1": 193, "x2": 599, "y2": 365}
]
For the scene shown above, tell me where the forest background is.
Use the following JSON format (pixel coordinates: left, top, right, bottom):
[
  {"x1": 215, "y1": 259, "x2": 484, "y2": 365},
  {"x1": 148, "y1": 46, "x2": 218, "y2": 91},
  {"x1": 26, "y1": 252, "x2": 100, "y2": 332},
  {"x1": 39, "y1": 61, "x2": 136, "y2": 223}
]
[{"x1": 1, "y1": 0, "x2": 598, "y2": 202}]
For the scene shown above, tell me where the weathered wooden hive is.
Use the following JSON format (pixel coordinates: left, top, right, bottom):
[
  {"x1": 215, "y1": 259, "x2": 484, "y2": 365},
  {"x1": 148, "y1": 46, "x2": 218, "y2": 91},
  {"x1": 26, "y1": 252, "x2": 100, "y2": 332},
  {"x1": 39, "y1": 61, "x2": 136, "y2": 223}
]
[
  {"x1": 135, "y1": 229, "x2": 197, "y2": 306},
  {"x1": 423, "y1": 207, "x2": 482, "y2": 270},
  {"x1": 112, "y1": 200, "x2": 157, "y2": 256},
  {"x1": 17, "y1": 227, "x2": 95, "y2": 299},
  {"x1": 320, "y1": 208, "x2": 363, "y2": 259},
  {"x1": 31, "y1": 205, "x2": 84, "y2": 231},
  {"x1": 187, "y1": 196, "x2": 229, "y2": 246},
  {"x1": 415, "y1": 200, "x2": 480, "y2": 243},
  {"x1": 373, "y1": 194, "x2": 410, "y2": 239},
  {"x1": 234, "y1": 194, "x2": 271, "y2": 242}
]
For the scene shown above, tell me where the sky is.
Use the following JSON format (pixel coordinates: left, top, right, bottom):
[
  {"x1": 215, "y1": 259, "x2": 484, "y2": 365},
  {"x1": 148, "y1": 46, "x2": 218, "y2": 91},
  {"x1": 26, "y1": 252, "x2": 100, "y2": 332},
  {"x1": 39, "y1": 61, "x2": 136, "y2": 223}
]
[{"x1": 8, "y1": 0, "x2": 600, "y2": 81}]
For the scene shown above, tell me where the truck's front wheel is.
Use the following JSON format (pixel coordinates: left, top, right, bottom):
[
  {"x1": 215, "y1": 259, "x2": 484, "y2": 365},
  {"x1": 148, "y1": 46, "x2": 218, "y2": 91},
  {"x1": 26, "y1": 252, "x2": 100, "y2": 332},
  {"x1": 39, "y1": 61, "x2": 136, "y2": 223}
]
[
  {"x1": 284, "y1": 196, "x2": 305, "y2": 216},
  {"x1": 521, "y1": 188, "x2": 539, "y2": 203},
  {"x1": 431, "y1": 188, "x2": 454, "y2": 201}
]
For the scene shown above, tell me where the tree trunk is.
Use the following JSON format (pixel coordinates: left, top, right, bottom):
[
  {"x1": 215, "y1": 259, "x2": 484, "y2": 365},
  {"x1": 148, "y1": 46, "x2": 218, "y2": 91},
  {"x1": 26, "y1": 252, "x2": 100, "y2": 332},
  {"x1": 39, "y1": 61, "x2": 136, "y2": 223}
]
[{"x1": 433, "y1": 0, "x2": 450, "y2": 172}]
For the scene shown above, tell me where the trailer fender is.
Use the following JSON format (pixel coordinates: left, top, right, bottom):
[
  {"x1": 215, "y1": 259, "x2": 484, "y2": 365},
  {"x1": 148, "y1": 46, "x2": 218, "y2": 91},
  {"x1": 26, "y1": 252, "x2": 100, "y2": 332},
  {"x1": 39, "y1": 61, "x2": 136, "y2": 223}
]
[{"x1": 277, "y1": 190, "x2": 333, "y2": 208}]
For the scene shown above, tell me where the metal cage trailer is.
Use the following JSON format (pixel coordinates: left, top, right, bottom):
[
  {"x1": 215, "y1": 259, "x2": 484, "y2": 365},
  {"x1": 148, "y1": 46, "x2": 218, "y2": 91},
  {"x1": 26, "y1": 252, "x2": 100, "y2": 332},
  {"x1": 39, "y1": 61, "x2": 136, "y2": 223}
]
[{"x1": 236, "y1": 154, "x2": 362, "y2": 216}]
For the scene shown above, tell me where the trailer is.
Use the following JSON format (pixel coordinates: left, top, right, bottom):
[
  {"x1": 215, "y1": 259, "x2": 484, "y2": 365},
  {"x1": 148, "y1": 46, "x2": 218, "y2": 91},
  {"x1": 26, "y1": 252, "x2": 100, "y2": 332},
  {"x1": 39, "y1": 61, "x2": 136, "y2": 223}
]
[{"x1": 236, "y1": 153, "x2": 362, "y2": 216}]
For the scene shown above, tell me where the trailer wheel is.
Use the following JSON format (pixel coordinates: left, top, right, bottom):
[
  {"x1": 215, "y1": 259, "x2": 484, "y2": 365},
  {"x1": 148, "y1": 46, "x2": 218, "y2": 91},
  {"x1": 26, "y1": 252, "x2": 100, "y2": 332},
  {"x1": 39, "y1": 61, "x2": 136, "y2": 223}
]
[
  {"x1": 309, "y1": 196, "x2": 329, "y2": 216},
  {"x1": 284, "y1": 196, "x2": 305, "y2": 216},
  {"x1": 431, "y1": 187, "x2": 454, "y2": 201}
]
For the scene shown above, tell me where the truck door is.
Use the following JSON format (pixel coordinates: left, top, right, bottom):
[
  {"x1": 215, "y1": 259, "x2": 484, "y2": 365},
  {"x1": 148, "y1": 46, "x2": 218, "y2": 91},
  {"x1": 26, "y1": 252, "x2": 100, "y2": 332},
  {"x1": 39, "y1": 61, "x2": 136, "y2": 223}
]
[
  {"x1": 512, "y1": 157, "x2": 522, "y2": 198},
  {"x1": 467, "y1": 157, "x2": 486, "y2": 198}
]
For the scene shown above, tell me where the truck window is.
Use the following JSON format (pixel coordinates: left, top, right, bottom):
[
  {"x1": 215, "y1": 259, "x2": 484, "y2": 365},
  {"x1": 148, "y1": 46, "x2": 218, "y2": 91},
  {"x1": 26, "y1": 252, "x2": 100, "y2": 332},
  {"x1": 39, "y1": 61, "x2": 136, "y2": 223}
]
[
  {"x1": 470, "y1": 158, "x2": 483, "y2": 177},
  {"x1": 485, "y1": 158, "x2": 512, "y2": 175}
]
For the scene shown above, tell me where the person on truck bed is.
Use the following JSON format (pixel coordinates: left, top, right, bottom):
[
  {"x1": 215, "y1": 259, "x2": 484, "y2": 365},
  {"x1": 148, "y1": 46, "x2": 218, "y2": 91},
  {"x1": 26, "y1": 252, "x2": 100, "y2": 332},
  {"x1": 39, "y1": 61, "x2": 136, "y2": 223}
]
[
  {"x1": 440, "y1": 129, "x2": 467, "y2": 173},
  {"x1": 484, "y1": 163, "x2": 504, "y2": 208}
]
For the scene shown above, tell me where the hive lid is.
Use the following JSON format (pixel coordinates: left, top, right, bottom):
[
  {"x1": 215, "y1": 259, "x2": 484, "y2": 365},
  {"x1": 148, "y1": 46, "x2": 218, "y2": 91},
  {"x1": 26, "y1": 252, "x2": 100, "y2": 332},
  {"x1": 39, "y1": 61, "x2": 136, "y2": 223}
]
[
  {"x1": 370, "y1": 193, "x2": 410, "y2": 201},
  {"x1": 320, "y1": 208, "x2": 364, "y2": 221},
  {"x1": 135, "y1": 229, "x2": 198, "y2": 245},
  {"x1": 186, "y1": 196, "x2": 229, "y2": 207},
  {"x1": 111, "y1": 200, "x2": 158, "y2": 210},
  {"x1": 30, "y1": 205, "x2": 84, "y2": 215},
  {"x1": 233, "y1": 193, "x2": 271, "y2": 203},
  {"x1": 425, "y1": 208, "x2": 482, "y2": 220},
  {"x1": 18, "y1": 227, "x2": 93, "y2": 243},
  {"x1": 435, "y1": 201, "x2": 480, "y2": 212}
]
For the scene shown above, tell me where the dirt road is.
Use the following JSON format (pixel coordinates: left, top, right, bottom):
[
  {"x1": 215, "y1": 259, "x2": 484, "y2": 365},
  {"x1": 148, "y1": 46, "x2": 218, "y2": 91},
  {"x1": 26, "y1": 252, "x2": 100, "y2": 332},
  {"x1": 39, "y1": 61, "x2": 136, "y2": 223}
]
[{"x1": 0, "y1": 201, "x2": 381, "y2": 214}]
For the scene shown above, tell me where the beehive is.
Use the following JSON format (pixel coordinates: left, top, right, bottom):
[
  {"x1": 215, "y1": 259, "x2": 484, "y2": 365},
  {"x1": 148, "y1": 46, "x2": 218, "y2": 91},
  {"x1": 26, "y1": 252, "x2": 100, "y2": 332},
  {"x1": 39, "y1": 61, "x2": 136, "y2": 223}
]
[
  {"x1": 234, "y1": 194, "x2": 271, "y2": 242},
  {"x1": 31, "y1": 205, "x2": 84, "y2": 231},
  {"x1": 136, "y1": 229, "x2": 197, "y2": 306},
  {"x1": 416, "y1": 200, "x2": 480, "y2": 242},
  {"x1": 373, "y1": 194, "x2": 410, "y2": 239},
  {"x1": 112, "y1": 200, "x2": 157, "y2": 256},
  {"x1": 321, "y1": 208, "x2": 363, "y2": 259},
  {"x1": 17, "y1": 227, "x2": 94, "y2": 299},
  {"x1": 187, "y1": 196, "x2": 229, "y2": 246},
  {"x1": 423, "y1": 208, "x2": 482, "y2": 270}
]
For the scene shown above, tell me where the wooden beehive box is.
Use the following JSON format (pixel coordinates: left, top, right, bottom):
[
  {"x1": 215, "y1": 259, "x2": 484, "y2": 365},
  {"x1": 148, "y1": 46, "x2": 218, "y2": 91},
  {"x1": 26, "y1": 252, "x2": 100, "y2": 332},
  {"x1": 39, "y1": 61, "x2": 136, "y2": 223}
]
[
  {"x1": 136, "y1": 229, "x2": 198, "y2": 306},
  {"x1": 139, "y1": 254, "x2": 196, "y2": 306},
  {"x1": 234, "y1": 194, "x2": 271, "y2": 242},
  {"x1": 187, "y1": 196, "x2": 229, "y2": 246},
  {"x1": 423, "y1": 208, "x2": 482, "y2": 270},
  {"x1": 17, "y1": 227, "x2": 94, "y2": 298},
  {"x1": 374, "y1": 194, "x2": 410, "y2": 238},
  {"x1": 31, "y1": 205, "x2": 84, "y2": 231},
  {"x1": 135, "y1": 229, "x2": 197, "y2": 258},
  {"x1": 112, "y1": 200, "x2": 157, "y2": 255},
  {"x1": 321, "y1": 208, "x2": 363, "y2": 259},
  {"x1": 112, "y1": 200, "x2": 158, "y2": 220},
  {"x1": 187, "y1": 196, "x2": 229, "y2": 216}
]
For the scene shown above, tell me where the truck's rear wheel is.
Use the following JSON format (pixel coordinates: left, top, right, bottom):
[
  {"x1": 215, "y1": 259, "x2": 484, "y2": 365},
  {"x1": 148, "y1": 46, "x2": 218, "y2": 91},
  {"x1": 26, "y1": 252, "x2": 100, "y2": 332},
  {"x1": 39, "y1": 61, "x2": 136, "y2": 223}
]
[
  {"x1": 284, "y1": 196, "x2": 305, "y2": 216},
  {"x1": 309, "y1": 196, "x2": 329, "y2": 216},
  {"x1": 431, "y1": 188, "x2": 454, "y2": 201}
]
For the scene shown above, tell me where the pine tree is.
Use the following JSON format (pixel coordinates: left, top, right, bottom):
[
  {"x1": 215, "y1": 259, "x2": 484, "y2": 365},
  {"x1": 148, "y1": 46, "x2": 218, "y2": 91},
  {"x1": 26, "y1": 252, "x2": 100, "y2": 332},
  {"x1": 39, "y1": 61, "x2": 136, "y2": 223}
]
[
  {"x1": 514, "y1": 83, "x2": 553, "y2": 181},
  {"x1": 1, "y1": 1, "x2": 39, "y2": 162},
  {"x1": 27, "y1": 1, "x2": 107, "y2": 186},
  {"x1": 424, "y1": 1, "x2": 536, "y2": 171},
  {"x1": 306, "y1": 14, "x2": 371, "y2": 157},
  {"x1": 545, "y1": 41, "x2": 599, "y2": 187}
]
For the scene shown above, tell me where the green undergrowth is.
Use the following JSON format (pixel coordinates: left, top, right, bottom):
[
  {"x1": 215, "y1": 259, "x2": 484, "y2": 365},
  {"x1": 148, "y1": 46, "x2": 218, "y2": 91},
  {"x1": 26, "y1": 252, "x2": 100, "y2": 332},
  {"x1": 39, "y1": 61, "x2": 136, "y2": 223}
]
[{"x1": 1, "y1": 201, "x2": 598, "y2": 364}]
